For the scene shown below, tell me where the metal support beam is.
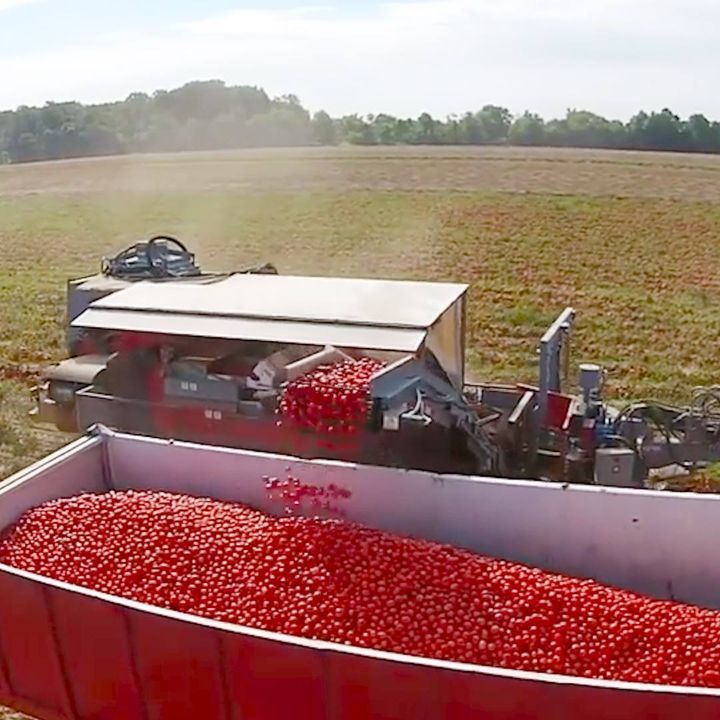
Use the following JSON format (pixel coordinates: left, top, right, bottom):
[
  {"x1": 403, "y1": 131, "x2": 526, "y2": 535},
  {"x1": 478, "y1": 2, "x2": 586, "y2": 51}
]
[
  {"x1": 538, "y1": 307, "x2": 576, "y2": 428},
  {"x1": 528, "y1": 307, "x2": 576, "y2": 475}
]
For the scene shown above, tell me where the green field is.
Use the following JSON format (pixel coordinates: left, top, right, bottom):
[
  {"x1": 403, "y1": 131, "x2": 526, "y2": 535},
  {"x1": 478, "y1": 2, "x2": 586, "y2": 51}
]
[
  {"x1": 3, "y1": 144, "x2": 720, "y2": 718},
  {"x1": 2, "y1": 145, "x2": 720, "y2": 478}
]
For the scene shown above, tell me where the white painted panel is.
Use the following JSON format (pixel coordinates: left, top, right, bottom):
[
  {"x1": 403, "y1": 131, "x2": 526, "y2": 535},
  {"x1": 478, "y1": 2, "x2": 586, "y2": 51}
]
[
  {"x1": 0, "y1": 437, "x2": 106, "y2": 529},
  {"x1": 89, "y1": 274, "x2": 468, "y2": 329},
  {"x1": 73, "y1": 308, "x2": 426, "y2": 352}
]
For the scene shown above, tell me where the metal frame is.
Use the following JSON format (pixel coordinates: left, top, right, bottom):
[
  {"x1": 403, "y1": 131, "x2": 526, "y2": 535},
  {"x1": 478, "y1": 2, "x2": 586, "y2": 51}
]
[{"x1": 537, "y1": 307, "x2": 576, "y2": 429}]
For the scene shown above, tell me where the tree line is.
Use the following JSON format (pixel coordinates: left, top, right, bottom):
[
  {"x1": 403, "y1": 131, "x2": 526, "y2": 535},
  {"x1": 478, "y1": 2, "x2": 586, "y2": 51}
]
[{"x1": 1, "y1": 80, "x2": 720, "y2": 164}]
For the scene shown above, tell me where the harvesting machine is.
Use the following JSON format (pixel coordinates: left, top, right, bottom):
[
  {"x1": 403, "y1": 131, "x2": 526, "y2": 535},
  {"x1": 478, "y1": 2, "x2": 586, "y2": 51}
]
[{"x1": 34, "y1": 236, "x2": 720, "y2": 489}]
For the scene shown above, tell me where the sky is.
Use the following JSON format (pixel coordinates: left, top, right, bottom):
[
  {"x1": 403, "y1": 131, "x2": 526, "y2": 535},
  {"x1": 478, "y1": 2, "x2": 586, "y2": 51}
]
[{"x1": 0, "y1": 0, "x2": 717, "y2": 120}]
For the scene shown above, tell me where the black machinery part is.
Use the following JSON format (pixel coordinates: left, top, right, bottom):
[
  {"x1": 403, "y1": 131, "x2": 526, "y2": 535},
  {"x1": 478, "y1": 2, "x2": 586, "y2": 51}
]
[
  {"x1": 101, "y1": 235, "x2": 279, "y2": 280},
  {"x1": 101, "y1": 236, "x2": 202, "y2": 279},
  {"x1": 242, "y1": 262, "x2": 279, "y2": 275}
]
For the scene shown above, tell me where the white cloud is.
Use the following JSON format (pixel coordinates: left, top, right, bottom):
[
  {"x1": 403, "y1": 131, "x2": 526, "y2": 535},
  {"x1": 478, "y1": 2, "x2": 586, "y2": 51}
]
[
  {"x1": 0, "y1": 0, "x2": 718, "y2": 119},
  {"x1": 0, "y1": 0, "x2": 40, "y2": 10}
]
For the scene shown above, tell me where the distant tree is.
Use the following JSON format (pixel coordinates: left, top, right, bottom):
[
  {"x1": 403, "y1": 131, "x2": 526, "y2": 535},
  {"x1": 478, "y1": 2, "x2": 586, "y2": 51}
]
[
  {"x1": 458, "y1": 112, "x2": 486, "y2": 144},
  {"x1": 641, "y1": 109, "x2": 688, "y2": 151},
  {"x1": 686, "y1": 114, "x2": 720, "y2": 153},
  {"x1": 341, "y1": 115, "x2": 376, "y2": 145},
  {"x1": 153, "y1": 80, "x2": 231, "y2": 123},
  {"x1": 627, "y1": 111, "x2": 650, "y2": 148},
  {"x1": 370, "y1": 114, "x2": 400, "y2": 145},
  {"x1": 245, "y1": 107, "x2": 312, "y2": 147},
  {"x1": 393, "y1": 118, "x2": 418, "y2": 144},
  {"x1": 10, "y1": 131, "x2": 43, "y2": 163},
  {"x1": 544, "y1": 109, "x2": 628, "y2": 149},
  {"x1": 231, "y1": 86, "x2": 271, "y2": 117},
  {"x1": 4, "y1": 79, "x2": 720, "y2": 162},
  {"x1": 145, "y1": 113, "x2": 182, "y2": 153},
  {"x1": 119, "y1": 93, "x2": 152, "y2": 150},
  {"x1": 311, "y1": 110, "x2": 337, "y2": 145},
  {"x1": 509, "y1": 112, "x2": 545, "y2": 146},
  {"x1": 277, "y1": 93, "x2": 301, "y2": 107},
  {"x1": 416, "y1": 112, "x2": 438, "y2": 144},
  {"x1": 439, "y1": 115, "x2": 462, "y2": 144},
  {"x1": 477, "y1": 105, "x2": 512, "y2": 143}
]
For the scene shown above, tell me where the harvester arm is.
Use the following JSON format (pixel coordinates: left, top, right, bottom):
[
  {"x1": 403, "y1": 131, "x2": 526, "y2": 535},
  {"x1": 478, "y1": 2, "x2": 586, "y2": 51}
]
[{"x1": 369, "y1": 357, "x2": 501, "y2": 473}]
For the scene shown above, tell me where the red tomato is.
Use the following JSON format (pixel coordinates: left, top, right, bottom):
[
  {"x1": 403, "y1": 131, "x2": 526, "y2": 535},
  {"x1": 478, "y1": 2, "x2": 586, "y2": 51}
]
[{"x1": 3, "y1": 488, "x2": 720, "y2": 689}]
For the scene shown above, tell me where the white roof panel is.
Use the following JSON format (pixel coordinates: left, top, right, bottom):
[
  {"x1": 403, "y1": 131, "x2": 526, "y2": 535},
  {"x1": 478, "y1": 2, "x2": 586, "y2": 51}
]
[
  {"x1": 73, "y1": 308, "x2": 427, "y2": 353},
  {"x1": 88, "y1": 274, "x2": 468, "y2": 330}
]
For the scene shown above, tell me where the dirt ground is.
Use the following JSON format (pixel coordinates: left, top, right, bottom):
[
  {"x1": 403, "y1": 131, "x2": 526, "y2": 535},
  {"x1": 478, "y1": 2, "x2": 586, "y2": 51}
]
[{"x1": 3, "y1": 145, "x2": 720, "y2": 201}]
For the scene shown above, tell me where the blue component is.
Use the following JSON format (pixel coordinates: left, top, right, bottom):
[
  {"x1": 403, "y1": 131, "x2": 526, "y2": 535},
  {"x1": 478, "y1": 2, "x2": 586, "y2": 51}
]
[
  {"x1": 371, "y1": 373, "x2": 422, "y2": 409},
  {"x1": 369, "y1": 357, "x2": 424, "y2": 407},
  {"x1": 595, "y1": 420, "x2": 615, "y2": 448}
]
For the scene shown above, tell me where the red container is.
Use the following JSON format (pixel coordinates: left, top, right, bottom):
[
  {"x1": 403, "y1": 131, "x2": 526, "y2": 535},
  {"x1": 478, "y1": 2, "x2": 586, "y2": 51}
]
[{"x1": 1, "y1": 428, "x2": 720, "y2": 719}]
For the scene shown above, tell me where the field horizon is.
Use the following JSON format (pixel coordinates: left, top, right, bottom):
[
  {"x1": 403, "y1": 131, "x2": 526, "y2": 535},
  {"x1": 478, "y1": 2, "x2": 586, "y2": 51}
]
[{"x1": 4, "y1": 144, "x2": 720, "y2": 201}]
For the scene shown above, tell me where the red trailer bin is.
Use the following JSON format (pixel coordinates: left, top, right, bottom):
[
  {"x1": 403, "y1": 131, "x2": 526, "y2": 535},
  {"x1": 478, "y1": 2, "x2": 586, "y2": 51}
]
[{"x1": 1, "y1": 427, "x2": 720, "y2": 719}]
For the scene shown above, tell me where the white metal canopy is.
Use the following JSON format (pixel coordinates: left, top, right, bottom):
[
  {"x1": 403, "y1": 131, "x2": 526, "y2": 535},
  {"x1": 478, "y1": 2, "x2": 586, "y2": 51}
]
[{"x1": 72, "y1": 274, "x2": 468, "y2": 354}]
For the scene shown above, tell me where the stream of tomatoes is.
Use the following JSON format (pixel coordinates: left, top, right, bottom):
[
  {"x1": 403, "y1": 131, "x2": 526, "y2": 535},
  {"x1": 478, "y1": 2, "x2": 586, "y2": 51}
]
[{"x1": 278, "y1": 358, "x2": 384, "y2": 434}]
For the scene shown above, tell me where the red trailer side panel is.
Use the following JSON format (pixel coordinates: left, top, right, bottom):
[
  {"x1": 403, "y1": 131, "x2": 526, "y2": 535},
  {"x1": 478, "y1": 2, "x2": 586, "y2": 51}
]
[
  {"x1": 326, "y1": 653, "x2": 446, "y2": 720},
  {"x1": 0, "y1": 572, "x2": 73, "y2": 719},
  {"x1": 222, "y1": 633, "x2": 326, "y2": 720},
  {"x1": 323, "y1": 651, "x2": 720, "y2": 720},
  {"x1": 440, "y1": 668, "x2": 720, "y2": 720},
  {"x1": 0, "y1": 623, "x2": 10, "y2": 700},
  {"x1": 49, "y1": 587, "x2": 146, "y2": 720},
  {"x1": 3, "y1": 561, "x2": 720, "y2": 719},
  {"x1": 129, "y1": 609, "x2": 231, "y2": 720}
]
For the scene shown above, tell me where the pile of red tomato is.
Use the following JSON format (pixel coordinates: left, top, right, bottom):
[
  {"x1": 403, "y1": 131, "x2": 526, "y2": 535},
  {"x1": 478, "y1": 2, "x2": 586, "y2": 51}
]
[{"x1": 2, "y1": 488, "x2": 720, "y2": 688}]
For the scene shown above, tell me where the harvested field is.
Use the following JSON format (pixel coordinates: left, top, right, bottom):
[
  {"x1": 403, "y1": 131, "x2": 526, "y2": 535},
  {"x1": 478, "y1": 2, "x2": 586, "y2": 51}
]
[{"x1": 3, "y1": 145, "x2": 720, "y2": 201}]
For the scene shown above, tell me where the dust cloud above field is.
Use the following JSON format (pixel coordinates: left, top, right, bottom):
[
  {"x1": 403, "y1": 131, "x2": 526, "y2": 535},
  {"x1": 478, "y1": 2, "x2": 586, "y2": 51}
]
[{"x1": 3, "y1": 146, "x2": 720, "y2": 202}]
